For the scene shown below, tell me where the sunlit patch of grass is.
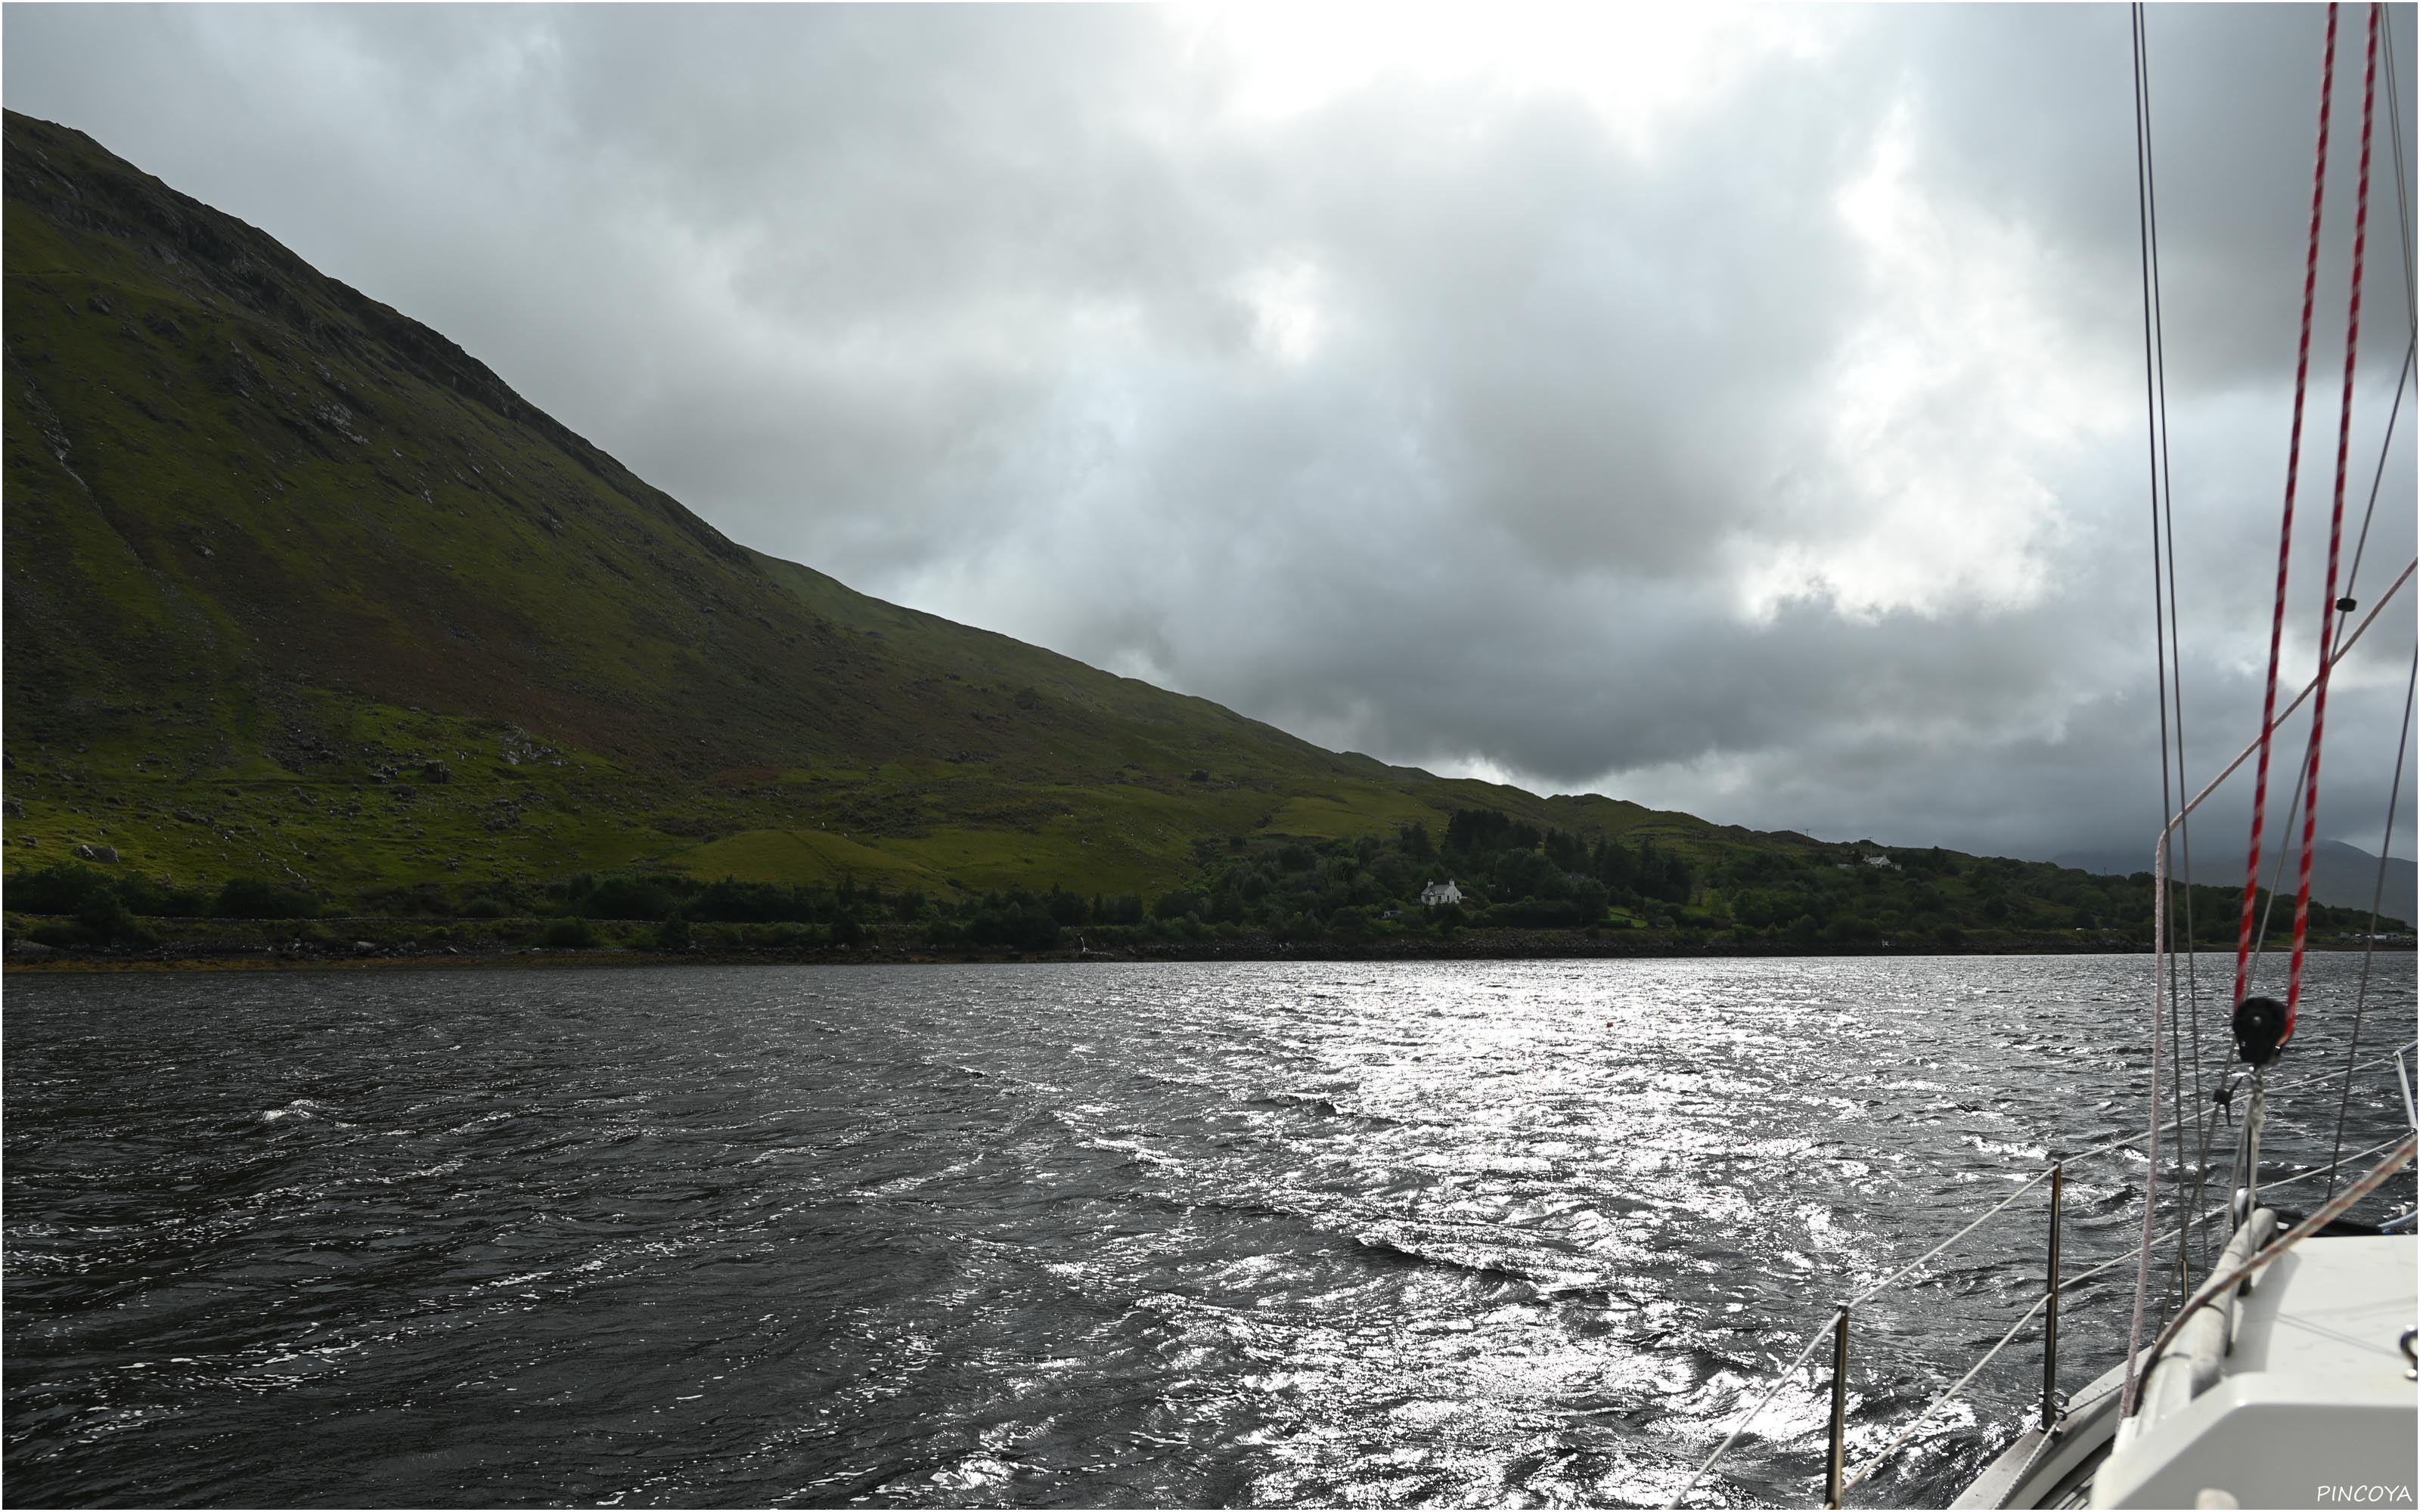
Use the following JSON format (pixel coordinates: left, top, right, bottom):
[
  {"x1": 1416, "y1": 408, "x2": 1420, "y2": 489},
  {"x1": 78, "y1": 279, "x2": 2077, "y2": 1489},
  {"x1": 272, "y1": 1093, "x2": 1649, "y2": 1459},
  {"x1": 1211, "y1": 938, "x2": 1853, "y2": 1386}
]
[
  {"x1": 666, "y1": 828, "x2": 945, "y2": 888},
  {"x1": 1267, "y1": 785, "x2": 1437, "y2": 840}
]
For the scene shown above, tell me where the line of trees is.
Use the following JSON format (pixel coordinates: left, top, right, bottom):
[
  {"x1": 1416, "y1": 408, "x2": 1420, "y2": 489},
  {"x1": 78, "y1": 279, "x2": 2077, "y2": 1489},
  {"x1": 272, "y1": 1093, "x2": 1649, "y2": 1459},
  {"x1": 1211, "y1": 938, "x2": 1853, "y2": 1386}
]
[
  {"x1": 1139, "y1": 813, "x2": 1696, "y2": 937},
  {"x1": 9, "y1": 818, "x2": 2404, "y2": 955},
  {"x1": 1702, "y1": 845, "x2": 2397, "y2": 946},
  {"x1": 7, "y1": 863, "x2": 318, "y2": 945}
]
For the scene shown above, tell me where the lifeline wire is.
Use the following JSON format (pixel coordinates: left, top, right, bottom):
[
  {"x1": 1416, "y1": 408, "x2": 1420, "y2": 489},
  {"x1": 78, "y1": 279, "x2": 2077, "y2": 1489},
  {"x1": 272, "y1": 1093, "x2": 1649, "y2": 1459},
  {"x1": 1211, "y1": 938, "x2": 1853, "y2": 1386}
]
[
  {"x1": 1915, "y1": 1132, "x2": 2416, "y2": 1503},
  {"x1": 1663, "y1": 1323, "x2": 1835, "y2": 1509},
  {"x1": 1668, "y1": 1103, "x2": 2413, "y2": 1503},
  {"x1": 1671, "y1": 668, "x2": 2420, "y2": 1504},
  {"x1": 2137, "y1": 1132, "x2": 2418, "y2": 1380},
  {"x1": 1840, "y1": 1291, "x2": 2052, "y2": 1496},
  {"x1": 2129, "y1": 547, "x2": 2412, "y2": 1414},
  {"x1": 2064, "y1": 1130, "x2": 2415, "y2": 1296}
]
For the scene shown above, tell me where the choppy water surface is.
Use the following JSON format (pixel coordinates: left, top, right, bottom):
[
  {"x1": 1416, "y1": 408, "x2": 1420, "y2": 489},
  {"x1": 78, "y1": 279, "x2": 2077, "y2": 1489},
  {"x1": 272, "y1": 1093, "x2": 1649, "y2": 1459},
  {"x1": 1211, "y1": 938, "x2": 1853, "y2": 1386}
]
[{"x1": 6, "y1": 954, "x2": 2412, "y2": 1507}]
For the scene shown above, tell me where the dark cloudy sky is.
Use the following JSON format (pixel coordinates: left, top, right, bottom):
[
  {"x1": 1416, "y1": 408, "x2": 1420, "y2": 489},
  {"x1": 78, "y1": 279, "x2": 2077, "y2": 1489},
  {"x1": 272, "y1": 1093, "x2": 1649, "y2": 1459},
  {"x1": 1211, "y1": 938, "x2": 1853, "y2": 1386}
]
[{"x1": 8, "y1": 3, "x2": 2416, "y2": 863}]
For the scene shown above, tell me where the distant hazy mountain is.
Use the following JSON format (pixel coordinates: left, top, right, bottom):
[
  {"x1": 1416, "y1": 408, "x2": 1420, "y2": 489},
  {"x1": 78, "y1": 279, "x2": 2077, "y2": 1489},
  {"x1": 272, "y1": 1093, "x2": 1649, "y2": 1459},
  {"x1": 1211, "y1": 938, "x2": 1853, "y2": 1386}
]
[{"x1": 2054, "y1": 838, "x2": 2416, "y2": 926}]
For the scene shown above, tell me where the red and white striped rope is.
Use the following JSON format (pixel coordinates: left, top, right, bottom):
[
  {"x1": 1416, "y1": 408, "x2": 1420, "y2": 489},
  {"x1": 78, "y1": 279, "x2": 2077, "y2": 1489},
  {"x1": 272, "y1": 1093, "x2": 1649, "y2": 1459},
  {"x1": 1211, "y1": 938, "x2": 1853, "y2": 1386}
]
[
  {"x1": 2288, "y1": 0, "x2": 2383, "y2": 1039},
  {"x1": 2235, "y1": 2, "x2": 2342, "y2": 1009}
]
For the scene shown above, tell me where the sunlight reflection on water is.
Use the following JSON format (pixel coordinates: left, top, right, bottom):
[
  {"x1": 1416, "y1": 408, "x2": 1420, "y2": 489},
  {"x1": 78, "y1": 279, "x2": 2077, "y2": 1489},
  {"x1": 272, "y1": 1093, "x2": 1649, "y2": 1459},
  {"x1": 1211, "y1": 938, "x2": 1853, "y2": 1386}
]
[{"x1": 3, "y1": 953, "x2": 2410, "y2": 1507}]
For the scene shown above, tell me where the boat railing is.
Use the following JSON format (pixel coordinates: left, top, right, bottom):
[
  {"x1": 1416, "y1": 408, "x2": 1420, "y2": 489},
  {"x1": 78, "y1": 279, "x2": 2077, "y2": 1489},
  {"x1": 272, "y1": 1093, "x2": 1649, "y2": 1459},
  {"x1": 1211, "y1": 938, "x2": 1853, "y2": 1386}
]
[{"x1": 1665, "y1": 1036, "x2": 2418, "y2": 1509}]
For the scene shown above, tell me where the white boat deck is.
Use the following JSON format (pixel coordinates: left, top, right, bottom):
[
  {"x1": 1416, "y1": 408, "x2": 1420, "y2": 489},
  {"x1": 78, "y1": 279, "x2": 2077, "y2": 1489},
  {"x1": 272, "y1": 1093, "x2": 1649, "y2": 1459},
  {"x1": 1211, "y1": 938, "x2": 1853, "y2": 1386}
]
[{"x1": 2091, "y1": 1235, "x2": 2417, "y2": 1508}]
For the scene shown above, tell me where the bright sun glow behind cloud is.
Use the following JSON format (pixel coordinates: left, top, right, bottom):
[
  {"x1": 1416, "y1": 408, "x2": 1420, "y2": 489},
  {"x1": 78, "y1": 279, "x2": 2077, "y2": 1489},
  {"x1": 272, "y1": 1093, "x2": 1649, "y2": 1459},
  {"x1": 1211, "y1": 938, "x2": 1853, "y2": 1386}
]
[
  {"x1": 1736, "y1": 98, "x2": 2133, "y2": 623},
  {"x1": 1184, "y1": 4, "x2": 2125, "y2": 627},
  {"x1": 1173, "y1": 2, "x2": 1840, "y2": 151},
  {"x1": 1239, "y1": 258, "x2": 1329, "y2": 365}
]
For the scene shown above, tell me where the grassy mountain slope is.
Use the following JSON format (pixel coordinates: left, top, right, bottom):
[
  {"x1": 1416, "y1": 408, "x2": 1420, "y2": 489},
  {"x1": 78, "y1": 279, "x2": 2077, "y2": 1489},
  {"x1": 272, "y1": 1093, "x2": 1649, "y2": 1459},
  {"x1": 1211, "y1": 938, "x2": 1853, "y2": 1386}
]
[
  {"x1": 7, "y1": 110, "x2": 2406, "y2": 953},
  {"x1": 3, "y1": 110, "x2": 1723, "y2": 906}
]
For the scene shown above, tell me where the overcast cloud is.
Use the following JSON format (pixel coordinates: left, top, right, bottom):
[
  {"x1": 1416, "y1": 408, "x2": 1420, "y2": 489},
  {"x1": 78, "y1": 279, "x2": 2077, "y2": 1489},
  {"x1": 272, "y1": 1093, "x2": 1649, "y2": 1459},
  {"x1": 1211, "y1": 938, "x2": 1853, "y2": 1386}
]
[{"x1": 6, "y1": 3, "x2": 2415, "y2": 862}]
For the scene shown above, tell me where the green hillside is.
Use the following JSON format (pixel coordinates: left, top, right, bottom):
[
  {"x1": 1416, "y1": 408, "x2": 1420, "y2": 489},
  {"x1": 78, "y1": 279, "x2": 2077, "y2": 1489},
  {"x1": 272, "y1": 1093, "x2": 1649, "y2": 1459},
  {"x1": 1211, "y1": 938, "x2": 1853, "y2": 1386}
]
[
  {"x1": 5, "y1": 109, "x2": 2403, "y2": 959},
  {"x1": 0, "y1": 109, "x2": 1714, "y2": 909}
]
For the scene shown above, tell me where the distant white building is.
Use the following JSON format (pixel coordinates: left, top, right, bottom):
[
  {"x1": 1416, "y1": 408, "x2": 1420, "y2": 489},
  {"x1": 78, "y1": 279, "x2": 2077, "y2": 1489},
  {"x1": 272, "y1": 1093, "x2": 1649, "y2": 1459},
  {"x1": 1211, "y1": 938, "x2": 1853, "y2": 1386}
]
[
  {"x1": 1419, "y1": 879, "x2": 1464, "y2": 907},
  {"x1": 1864, "y1": 854, "x2": 1898, "y2": 870}
]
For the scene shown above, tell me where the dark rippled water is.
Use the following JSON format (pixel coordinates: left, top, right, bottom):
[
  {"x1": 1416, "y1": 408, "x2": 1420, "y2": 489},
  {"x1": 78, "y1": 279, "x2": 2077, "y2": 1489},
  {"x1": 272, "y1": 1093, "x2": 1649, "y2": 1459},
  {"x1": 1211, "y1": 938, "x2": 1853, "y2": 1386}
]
[{"x1": 6, "y1": 954, "x2": 2412, "y2": 1507}]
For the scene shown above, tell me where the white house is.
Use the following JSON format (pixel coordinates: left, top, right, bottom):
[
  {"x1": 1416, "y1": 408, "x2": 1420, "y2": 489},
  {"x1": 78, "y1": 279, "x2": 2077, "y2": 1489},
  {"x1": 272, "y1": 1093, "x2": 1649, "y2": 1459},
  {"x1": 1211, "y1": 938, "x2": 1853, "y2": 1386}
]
[{"x1": 1419, "y1": 879, "x2": 1464, "y2": 907}]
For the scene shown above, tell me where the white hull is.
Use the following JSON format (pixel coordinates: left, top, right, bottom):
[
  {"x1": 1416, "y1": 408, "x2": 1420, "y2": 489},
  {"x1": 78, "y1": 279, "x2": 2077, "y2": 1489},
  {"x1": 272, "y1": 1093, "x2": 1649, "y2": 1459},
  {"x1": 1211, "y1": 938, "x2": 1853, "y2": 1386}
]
[{"x1": 1956, "y1": 1230, "x2": 2417, "y2": 1510}]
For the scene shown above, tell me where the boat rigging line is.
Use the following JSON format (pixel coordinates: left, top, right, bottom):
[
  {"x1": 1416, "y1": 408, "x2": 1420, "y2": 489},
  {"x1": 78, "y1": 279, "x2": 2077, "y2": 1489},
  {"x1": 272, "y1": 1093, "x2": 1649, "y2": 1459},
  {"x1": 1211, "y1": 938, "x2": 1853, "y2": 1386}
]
[
  {"x1": 2125, "y1": 549, "x2": 2413, "y2": 1413},
  {"x1": 2229, "y1": 0, "x2": 2414, "y2": 1248},
  {"x1": 2388, "y1": 12, "x2": 2416, "y2": 326},
  {"x1": 1660, "y1": 1108, "x2": 2414, "y2": 1508},
  {"x1": 2319, "y1": 7, "x2": 2420, "y2": 1204},
  {"x1": 2152, "y1": 0, "x2": 2345, "y2": 1410},
  {"x1": 2235, "y1": 0, "x2": 2409, "y2": 999},
  {"x1": 2240, "y1": 345, "x2": 2413, "y2": 971},
  {"x1": 2238, "y1": 330, "x2": 2411, "y2": 1039},
  {"x1": 2137, "y1": 1132, "x2": 2417, "y2": 1377},
  {"x1": 2161, "y1": 558, "x2": 2413, "y2": 943},
  {"x1": 2286, "y1": 0, "x2": 2384, "y2": 1037},
  {"x1": 2338, "y1": 338, "x2": 2416, "y2": 606},
  {"x1": 2324, "y1": 642, "x2": 2416, "y2": 1200},
  {"x1": 1675, "y1": 11, "x2": 2416, "y2": 1500},
  {"x1": 2232, "y1": 0, "x2": 2344, "y2": 1014},
  {"x1": 2129, "y1": 0, "x2": 2207, "y2": 1296}
]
